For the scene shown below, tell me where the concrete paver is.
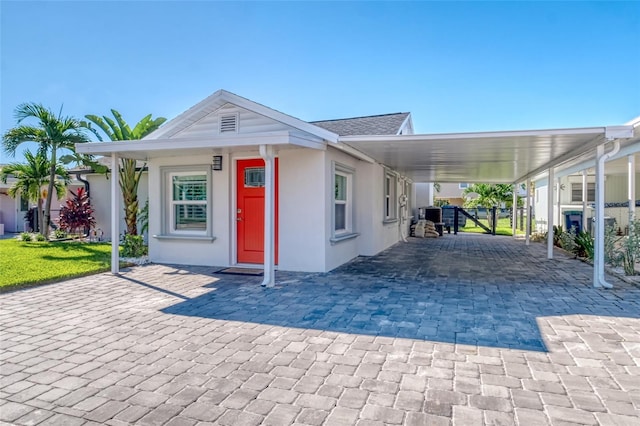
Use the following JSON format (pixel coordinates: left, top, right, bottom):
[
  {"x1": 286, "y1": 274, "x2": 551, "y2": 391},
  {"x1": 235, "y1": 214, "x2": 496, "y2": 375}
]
[{"x1": 1, "y1": 234, "x2": 640, "y2": 424}]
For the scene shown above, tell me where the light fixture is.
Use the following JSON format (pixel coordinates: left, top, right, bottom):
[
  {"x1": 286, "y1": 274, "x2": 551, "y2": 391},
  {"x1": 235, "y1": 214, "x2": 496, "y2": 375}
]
[{"x1": 212, "y1": 155, "x2": 223, "y2": 171}]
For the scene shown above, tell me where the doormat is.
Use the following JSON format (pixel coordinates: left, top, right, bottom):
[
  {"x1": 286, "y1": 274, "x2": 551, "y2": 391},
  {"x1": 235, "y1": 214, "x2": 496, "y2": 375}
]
[{"x1": 214, "y1": 267, "x2": 264, "y2": 276}]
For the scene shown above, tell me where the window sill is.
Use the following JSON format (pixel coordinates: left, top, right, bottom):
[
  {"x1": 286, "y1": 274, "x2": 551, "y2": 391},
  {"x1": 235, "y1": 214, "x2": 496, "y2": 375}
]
[
  {"x1": 330, "y1": 232, "x2": 359, "y2": 244},
  {"x1": 382, "y1": 218, "x2": 398, "y2": 224},
  {"x1": 153, "y1": 234, "x2": 216, "y2": 242}
]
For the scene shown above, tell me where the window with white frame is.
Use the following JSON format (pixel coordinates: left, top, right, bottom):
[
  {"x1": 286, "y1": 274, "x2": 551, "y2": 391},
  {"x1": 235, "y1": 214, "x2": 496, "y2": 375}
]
[
  {"x1": 384, "y1": 171, "x2": 397, "y2": 221},
  {"x1": 571, "y1": 182, "x2": 595, "y2": 203},
  {"x1": 459, "y1": 183, "x2": 469, "y2": 189},
  {"x1": 333, "y1": 163, "x2": 355, "y2": 236},
  {"x1": 167, "y1": 170, "x2": 209, "y2": 234}
]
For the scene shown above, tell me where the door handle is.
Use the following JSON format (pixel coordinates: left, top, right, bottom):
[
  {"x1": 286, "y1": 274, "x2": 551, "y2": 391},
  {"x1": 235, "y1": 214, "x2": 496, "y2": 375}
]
[{"x1": 237, "y1": 217, "x2": 242, "y2": 221}]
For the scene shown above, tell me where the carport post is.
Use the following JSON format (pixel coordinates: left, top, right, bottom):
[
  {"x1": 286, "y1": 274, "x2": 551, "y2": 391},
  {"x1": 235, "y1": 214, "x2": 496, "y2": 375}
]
[
  {"x1": 629, "y1": 155, "x2": 636, "y2": 225},
  {"x1": 556, "y1": 177, "x2": 562, "y2": 229},
  {"x1": 512, "y1": 184, "x2": 517, "y2": 238},
  {"x1": 582, "y1": 170, "x2": 588, "y2": 232},
  {"x1": 594, "y1": 140, "x2": 620, "y2": 288},
  {"x1": 110, "y1": 153, "x2": 119, "y2": 274},
  {"x1": 547, "y1": 168, "x2": 554, "y2": 259},
  {"x1": 525, "y1": 178, "x2": 531, "y2": 246},
  {"x1": 260, "y1": 144, "x2": 276, "y2": 288}
]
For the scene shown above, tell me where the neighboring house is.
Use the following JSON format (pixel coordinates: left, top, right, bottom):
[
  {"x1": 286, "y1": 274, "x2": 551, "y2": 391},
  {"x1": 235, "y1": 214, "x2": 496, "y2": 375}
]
[
  {"x1": 434, "y1": 182, "x2": 469, "y2": 206},
  {"x1": 0, "y1": 169, "x2": 85, "y2": 234},
  {"x1": 535, "y1": 154, "x2": 639, "y2": 234},
  {"x1": 79, "y1": 90, "x2": 414, "y2": 273}
]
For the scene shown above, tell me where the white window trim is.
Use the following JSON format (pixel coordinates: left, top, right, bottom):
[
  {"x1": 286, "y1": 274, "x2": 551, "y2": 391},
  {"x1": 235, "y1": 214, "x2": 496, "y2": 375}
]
[
  {"x1": 383, "y1": 170, "x2": 398, "y2": 223},
  {"x1": 459, "y1": 183, "x2": 469, "y2": 189},
  {"x1": 153, "y1": 166, "x2": 215, "y2": 241},
  {"x1": 331, "y1": 162, "x2": 358, "y2": 244}
]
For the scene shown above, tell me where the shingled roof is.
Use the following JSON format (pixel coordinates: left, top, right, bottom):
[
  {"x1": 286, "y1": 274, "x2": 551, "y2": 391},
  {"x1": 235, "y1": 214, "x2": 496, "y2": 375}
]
[{"x1": 310, "y1": 112, "x2": 410, "y2": 136}]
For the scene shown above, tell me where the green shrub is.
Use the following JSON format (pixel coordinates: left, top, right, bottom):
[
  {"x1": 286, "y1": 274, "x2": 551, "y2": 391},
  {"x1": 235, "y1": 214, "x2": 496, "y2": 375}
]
[
  {"x1": 121, "y1": 234, "x2": 148, "y2": 258},
  {"x1": 559, "y1": 227, "x2": 577, "y2": 253},
  {"x1": 53, "y1": 229, "x2": 67, "y2": 239},
  {"x1": 20, "y1": 232, "x2": 32, "y2": 242},
  {"x1": 574, "y1": 231, "x2": 594, "y2": 259},
  {"x1": 606, "y1": 220, "x2": 640, "y2": 276},
  {"x1": 35, "y1": 233, "x2": 46, "y2": 242}
]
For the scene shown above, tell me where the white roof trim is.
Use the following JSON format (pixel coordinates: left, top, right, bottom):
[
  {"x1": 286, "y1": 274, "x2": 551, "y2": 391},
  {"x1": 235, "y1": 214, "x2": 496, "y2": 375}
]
[
  {"x1": 76, "y1": 131, "x2": 324, "y2": 160},
  {"x1": 145, "y1": 89, "x2": 339, "y2": 143},
  {"x1": 341, "y1": 125, "x2": 635, "y2": 184}
]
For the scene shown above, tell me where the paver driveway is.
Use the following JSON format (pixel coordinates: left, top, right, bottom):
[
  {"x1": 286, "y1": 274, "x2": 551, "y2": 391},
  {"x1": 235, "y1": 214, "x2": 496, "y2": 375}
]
[{"x1": 1, "y1": 234, "x2": 639, "y2": 425}]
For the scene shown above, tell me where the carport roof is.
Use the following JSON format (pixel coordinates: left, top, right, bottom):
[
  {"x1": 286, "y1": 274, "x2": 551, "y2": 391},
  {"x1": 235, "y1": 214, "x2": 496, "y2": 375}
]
[{"x1": 341, "y1": 124, "x2": 638, "y2": 184}]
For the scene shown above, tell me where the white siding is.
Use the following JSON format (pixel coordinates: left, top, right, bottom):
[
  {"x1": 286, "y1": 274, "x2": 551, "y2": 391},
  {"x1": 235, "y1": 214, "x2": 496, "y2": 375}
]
[
  {"x1": 0, "y1": 193, "x2": 18, "y2": 232},
  {"x1": 173, "y1": 104, "x2": 295, "y2": 139}
]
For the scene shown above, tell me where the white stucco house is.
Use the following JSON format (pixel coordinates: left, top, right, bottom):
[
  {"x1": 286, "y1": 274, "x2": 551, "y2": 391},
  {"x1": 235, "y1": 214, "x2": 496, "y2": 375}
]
[
  {"x1": 77, "y1": 89, "x2": 639, "y2": 288},
  {"x1": 78, "y1": 90, "x2": 415, "y2": 281}
]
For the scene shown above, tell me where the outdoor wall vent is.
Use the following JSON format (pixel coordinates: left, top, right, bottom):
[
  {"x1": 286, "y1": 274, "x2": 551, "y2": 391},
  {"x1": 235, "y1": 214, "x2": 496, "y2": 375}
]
[{"x1": 219, "y1": 113, "x2": 239, "y2": 134}]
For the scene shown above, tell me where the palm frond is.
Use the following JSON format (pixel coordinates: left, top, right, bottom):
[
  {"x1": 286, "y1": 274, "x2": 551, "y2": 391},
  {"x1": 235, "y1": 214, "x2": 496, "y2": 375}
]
[{"x1": 111, "y1": 110, "x2": 131, "y2": 140}]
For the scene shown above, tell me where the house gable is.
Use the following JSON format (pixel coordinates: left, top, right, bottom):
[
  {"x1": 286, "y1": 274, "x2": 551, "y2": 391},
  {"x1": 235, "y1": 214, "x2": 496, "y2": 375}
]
[
  {"x1": 170, "y1": 103, "x2": 298, "y2": 139},
  {"x1": 145, "y1": 89, "x2": 339, "y2": 142}
]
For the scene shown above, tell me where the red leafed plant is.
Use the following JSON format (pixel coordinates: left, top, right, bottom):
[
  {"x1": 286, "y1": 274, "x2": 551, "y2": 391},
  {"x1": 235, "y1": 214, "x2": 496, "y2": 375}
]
[{"x1": 58, "y1": 187, "x2": 95, "y2": 235}]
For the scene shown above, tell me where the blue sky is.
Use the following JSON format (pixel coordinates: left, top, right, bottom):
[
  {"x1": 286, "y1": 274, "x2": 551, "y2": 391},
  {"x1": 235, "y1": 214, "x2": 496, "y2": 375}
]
[{"x1": 1, "y1": 1, "x2": 639, "y2": 163}]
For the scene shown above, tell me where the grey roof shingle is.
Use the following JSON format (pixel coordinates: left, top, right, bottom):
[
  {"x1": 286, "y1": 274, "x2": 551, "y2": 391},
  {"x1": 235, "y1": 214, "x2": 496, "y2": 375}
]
[{"x1": 310, "y1": 112, "x2": 410, "y2": 136}]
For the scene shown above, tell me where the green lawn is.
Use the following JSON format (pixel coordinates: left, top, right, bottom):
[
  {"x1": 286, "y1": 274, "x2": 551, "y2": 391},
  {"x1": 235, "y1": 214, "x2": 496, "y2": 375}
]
[
  {"x1": 461, "y1": 217, "x2": 533, "y2": 236},
  {"x1": 0, "y1": 239, "x2": 116, "y2": 289}
]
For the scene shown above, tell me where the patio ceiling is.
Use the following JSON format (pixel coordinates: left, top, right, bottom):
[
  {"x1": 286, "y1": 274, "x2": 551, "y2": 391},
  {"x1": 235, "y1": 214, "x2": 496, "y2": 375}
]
[{"x1": 341, "y1": 125, "x2": 639, "y2": 184}]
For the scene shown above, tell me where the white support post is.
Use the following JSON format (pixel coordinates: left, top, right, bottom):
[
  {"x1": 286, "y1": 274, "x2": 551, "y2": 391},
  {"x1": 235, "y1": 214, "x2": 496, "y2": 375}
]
[
  {"x1": 512, "y1": 183, "x2": 518, "y2": 238},
  {"x1": 594, "y1": 141, "x2": 620, "y2": 288},
  {"x1": 629, "y1": 155, "x2": 636, "y2": 226},
  {"x1": 582, "y1": 170, "x2": 588, "y2": 233},
  {"x1": 260, "y1": 144, "x2": 276, "y2": 288},
  {"x1": 547, "y1": 168, "x2": 554, "y2": 259},
  {"x1": 556, "y1": 177, "x2": 562, "y2": 229},
  {"x1": 526, "y1": 178, "x2": 531, "y2": 246},
  {"x1": 110, "y1": 153, "x2": 119, "y2": 274}
]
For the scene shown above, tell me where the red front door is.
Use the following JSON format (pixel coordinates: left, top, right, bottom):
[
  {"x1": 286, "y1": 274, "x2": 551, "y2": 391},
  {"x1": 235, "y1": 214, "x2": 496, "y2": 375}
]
[{"x1": 236, "y1": 158, "x2": 279, "y2": 264}]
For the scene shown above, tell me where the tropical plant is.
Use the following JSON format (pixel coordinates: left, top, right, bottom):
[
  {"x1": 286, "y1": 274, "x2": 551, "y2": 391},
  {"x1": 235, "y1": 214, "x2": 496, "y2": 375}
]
[
  {"x1": 138, "y1": 199, "x2": 149, "y2": 236},
  {"x1": 0, "y1": 150, "x2": 68, "y2": 234},
  {"x1": 121, "y1": 234, "x2": 148, "y2": 258},
  {"x1": 605, "y1": 220, "x2": 640, "y2": 275},
  {"x1": 463, "y1": 184, "x2": 516, "y2": 228},
  {"x1": 83, "y1": 110, "x2": 166, "y2": 235},
  {"x1": 2, "y1": 103, "x2": 91, "y2": 238},
  {"x1": 20, "y1": 232, "x2": 32, "y2": 242},
  {"x1": 574, "y1": 231, "x2": 594, "y2": 260},
  {"x1": 58, "y1": 187, "x2": 95, "y2": 236}
]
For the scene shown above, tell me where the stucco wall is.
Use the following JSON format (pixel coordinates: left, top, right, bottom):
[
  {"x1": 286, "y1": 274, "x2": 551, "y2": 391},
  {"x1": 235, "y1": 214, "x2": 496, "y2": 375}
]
[
  {"x1": 85, "y1": 173, "x2": 148, "y2": 240},
  {"x1": 278, "y1": 148, "x2": 326, "y2": 272},
  {"x1": 148, "y1": 154, "x2": 230, "y2": 267}
]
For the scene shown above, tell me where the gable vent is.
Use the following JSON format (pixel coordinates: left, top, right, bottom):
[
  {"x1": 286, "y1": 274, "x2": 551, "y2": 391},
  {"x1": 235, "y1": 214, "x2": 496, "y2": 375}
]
[{"x1": 219, "y1": 113, "x2": 238, "y2": 133}]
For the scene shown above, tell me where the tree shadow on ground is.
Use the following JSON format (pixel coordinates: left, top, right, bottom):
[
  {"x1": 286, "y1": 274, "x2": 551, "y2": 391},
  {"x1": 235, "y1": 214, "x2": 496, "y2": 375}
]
[{"x1": 160, "y1": 236, "x2": 640, "y2": 352}]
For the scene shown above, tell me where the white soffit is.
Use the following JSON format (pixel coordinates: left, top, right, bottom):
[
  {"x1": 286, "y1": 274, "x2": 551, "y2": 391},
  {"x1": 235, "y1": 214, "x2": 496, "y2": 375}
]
[{"x1": 340, "y1": 127, "x2": 635, "y2": 183}]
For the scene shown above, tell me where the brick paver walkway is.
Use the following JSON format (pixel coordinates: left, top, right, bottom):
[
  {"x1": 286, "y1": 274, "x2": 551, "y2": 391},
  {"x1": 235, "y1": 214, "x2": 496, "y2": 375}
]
[{"x1": 1, "y1": 234, "x2": 639, "y2": 425}]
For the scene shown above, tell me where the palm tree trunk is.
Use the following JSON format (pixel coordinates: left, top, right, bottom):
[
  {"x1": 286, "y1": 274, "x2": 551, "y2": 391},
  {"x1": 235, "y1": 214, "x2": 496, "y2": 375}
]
[
  {"x1": 37, "y1": 198, "x2": 44, "y2": 235},
  {"x1": 43, "y1": 148, "x2": 57, "y2": 238}
]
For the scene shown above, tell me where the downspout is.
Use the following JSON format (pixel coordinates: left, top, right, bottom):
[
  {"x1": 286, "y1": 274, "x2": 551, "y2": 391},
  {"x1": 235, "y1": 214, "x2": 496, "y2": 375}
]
[
  {"x1": 72, "y1": 171, "x2": 90, "y2": 199},
  {"x1": 594, "y1": 140, "x2": 620, "y2": 288}
]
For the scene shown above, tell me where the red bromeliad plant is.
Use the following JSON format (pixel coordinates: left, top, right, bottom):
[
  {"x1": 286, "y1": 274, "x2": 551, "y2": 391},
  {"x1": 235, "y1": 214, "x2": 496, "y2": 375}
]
[{"x1": 58, "y1": 187, "x2": 95, "y2": 236}]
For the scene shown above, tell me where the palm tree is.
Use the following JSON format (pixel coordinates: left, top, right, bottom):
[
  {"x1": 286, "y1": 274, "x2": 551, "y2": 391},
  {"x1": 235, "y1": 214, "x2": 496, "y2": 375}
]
[
  {"x1": 0, "y1": 151, "x2": 68, "y2": 233},
  {"x1": 83, "y1": 110, "x2": 166, "y2": 235},
  {"x1": 2, "y1": 103, "x2": 90, "y2": 238},
  {"x1": 462, "y1": 183, "x2": 515, "y2": 228}
]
